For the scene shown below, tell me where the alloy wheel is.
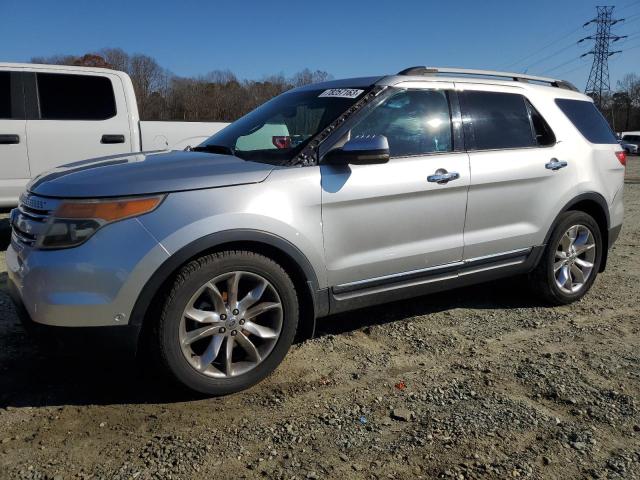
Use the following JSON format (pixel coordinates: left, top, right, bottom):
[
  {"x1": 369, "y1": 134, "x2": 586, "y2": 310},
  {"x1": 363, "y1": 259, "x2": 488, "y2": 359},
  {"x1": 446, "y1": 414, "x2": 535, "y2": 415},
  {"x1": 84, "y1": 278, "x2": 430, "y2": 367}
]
[
  {"x1": 553, "y1": 224, "x2": 597, "y2": 294},
  {"x1": 179, "y1": 271, "x2": 283, "y2": 378}
]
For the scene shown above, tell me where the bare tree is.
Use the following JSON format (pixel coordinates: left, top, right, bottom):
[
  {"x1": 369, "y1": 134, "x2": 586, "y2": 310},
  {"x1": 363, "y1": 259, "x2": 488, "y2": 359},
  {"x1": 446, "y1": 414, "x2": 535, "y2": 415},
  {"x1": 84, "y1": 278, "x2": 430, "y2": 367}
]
[
  {"x1": 291, "y1": 68, "x2": 332, "y2": 87},
  {"x1": 615, "y1": 74, "x2": 640, "y2": 131},
  {"x1": 129, "y1": 54, "x2": 167, "y2": 119},
  {"x1": 100, "y1": 48, "x2": 130, "y2": 73}
]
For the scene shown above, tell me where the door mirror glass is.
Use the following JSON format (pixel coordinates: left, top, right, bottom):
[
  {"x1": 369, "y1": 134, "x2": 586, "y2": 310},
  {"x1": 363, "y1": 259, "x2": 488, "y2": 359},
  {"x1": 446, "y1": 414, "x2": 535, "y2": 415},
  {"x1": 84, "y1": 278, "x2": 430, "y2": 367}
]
[{"x1": 324, "y1": 135, "x2": 390, "y2": 165}]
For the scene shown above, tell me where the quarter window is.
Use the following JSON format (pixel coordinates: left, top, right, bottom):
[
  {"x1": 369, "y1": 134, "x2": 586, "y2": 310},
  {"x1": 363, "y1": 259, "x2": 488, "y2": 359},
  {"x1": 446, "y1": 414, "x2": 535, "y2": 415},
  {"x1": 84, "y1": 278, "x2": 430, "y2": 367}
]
[
  {"x1": 36, "y1": 73, "x2": 116, "y2": 120},
  {"x1": 0, "y1": 72, "x2": 12, "y2": 119},
  {"x1": 555, "y1": 99, "x2": 617, "y2": 144},
  {"x1": 351, "y1": 89, "x2": 452, "y2": 156},
  {"x1": 460, "y1": 91, "x2": 536, "y2": 150}
]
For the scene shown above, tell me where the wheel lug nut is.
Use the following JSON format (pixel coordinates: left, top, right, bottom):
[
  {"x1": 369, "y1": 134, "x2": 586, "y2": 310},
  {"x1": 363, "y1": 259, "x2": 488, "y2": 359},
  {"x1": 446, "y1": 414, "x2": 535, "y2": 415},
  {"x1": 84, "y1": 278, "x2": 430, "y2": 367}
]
[
  {"x1": 220, "y1": 314, "x2": 227, "y2": 320},
  {"x1": 231, "y1": 330, "x2": 237, "y2": 336},
  {"x1": 239, "y1": 319, "x2": 245, "y2": 325},
  {"x1": 232, "y1": 309, "x2": 239, "y2": 315},
  {"x1": 219, "y1": 327, "x2": 226, "y2": 334}
]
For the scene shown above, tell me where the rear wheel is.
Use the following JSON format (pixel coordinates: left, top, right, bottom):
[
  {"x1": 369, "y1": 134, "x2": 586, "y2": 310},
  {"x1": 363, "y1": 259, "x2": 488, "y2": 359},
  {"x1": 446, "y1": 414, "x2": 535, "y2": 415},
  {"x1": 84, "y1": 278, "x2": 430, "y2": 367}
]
[
  {"x1": 530, "y1": 211, "x2": 602, "y2": 305},
  {"x1": 153, "y1": 251, "x2": 298, "y2": 395}
]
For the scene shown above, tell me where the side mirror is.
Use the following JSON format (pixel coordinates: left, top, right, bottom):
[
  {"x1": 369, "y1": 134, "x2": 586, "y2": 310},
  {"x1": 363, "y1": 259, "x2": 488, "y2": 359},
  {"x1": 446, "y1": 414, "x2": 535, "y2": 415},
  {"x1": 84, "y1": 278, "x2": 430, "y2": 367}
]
[{"x1": 324, "y1": 135, "x2": 390, "y2": 165}]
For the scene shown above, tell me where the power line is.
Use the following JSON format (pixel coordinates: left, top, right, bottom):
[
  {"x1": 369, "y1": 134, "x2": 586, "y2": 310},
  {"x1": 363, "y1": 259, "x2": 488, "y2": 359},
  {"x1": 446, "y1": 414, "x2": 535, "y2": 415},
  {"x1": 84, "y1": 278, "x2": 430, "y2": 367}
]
[
  {"x1": 540, "y1": 56, "x2": 582, "y2": 75},
  {"x1": 523, "y1": 41, "x2": 580, "y2": 71},
  {"x1": 619, "y1": 0, "x2": 640, "y2": 11},
  {"x1": 498, "y1": 25, "x2": 583, "y2": 70},
  {"x1": 554, "y1": 60, "x2": 591, "y2": 77},
  {"x1": 497, "y1": 5, "x2": 640, "y2": 72},
  {"x1": 618, "y1": 41, "x2": 640, "y2": 50}
]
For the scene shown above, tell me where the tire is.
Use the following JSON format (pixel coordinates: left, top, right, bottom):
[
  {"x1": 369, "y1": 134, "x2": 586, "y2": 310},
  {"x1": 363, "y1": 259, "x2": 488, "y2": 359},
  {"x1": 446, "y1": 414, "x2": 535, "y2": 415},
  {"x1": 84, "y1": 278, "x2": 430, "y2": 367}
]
[
  {"x1": 152, "y1": 250, "x2": 299, "y2": 395},
  {"x1": 529, "y1": 211, "x2": 603, "y2": 305}
]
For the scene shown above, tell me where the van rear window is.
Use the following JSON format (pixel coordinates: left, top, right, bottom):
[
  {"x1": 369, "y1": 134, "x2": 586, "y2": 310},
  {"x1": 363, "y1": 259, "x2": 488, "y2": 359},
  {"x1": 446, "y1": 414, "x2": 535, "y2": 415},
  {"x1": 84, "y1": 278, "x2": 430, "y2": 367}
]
[{"x1": 555, "y1": 99, "x2": 617, "y2": 144}]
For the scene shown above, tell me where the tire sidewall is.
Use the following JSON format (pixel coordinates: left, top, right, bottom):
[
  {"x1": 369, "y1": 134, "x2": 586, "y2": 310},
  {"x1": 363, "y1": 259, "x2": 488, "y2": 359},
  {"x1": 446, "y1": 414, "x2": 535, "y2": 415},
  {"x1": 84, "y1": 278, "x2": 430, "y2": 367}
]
[
  {"x1": 543, "y1": 211, "x2": 603, "y2": 303},
  {"x1": 160, "y1": 253, "x2": 298, "y2": 395}
]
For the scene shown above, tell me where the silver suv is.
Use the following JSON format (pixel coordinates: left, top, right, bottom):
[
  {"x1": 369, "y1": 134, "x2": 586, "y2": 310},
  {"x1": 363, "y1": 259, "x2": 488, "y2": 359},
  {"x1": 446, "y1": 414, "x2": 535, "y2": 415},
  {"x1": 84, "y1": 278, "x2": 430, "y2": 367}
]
[{"x1": 7, "y1": 67, "x2": 626, "y2": 395}]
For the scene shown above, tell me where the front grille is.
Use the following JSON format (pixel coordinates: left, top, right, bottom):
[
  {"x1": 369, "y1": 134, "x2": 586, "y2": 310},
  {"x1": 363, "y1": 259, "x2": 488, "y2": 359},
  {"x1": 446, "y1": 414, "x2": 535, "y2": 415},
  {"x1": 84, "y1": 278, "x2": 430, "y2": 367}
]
[{"x1": 10, "y1": 194, "x2": 57, "y2": 247}]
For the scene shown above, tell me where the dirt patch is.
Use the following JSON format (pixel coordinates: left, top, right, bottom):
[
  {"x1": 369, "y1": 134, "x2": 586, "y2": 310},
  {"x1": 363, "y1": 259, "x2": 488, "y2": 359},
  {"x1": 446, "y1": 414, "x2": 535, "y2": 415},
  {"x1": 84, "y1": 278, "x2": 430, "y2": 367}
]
[{"x1": 0, "y1": 162, "x2": 639, "y2": 479}]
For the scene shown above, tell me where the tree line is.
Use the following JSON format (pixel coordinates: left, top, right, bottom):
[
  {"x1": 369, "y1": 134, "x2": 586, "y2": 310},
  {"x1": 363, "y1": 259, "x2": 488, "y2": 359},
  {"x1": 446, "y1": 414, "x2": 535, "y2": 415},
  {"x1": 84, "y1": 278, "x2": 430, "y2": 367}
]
[
  {"x1": 597, "y1": 73, "x2": 640, "y2": 133},
  {"x1": 31, "y1": 48, "x2": 331, "y2": 122},
  {"x1": 30, "y1": 49, "x2": 640, "y2": 132}
]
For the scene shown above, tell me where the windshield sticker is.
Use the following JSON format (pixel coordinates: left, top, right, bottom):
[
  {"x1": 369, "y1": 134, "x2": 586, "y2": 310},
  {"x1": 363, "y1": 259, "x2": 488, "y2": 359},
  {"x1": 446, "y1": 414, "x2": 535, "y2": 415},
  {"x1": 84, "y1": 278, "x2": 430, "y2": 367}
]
[{"x1": 318, "y1": 88, "x2": 364, "y2": 99}]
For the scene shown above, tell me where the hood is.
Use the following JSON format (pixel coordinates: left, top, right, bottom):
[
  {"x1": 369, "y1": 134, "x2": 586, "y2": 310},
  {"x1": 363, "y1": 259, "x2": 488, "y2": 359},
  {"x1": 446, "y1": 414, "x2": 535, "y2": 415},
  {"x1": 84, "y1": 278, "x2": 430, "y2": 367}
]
[{"x1": 28, "y1": 150, "x2": 276, "y2": 198}]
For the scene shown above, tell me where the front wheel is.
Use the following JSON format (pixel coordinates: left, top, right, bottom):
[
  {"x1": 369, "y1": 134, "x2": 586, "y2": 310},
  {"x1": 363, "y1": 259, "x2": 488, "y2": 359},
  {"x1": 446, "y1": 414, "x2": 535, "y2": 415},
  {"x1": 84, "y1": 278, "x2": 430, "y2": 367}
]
[
  {"x1": 153, "y1": 251, "x2": 299, "y2": 395},
  {"x1": 529, "y1": 211, "x2": 603, "y2": 305}
]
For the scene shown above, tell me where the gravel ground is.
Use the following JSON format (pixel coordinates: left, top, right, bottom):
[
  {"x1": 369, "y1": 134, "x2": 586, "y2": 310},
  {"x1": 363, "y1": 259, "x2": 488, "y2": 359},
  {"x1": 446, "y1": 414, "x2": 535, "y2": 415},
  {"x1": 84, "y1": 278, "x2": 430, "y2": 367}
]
[{"x1": 0, "y1": 158, "x2": 639, "y2": 480}]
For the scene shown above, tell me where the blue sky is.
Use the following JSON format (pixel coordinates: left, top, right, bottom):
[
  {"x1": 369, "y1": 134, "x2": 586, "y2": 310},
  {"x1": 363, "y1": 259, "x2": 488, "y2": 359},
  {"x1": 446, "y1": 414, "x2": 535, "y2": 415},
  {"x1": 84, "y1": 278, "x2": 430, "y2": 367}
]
[{"x1": 2, "y1": 0, "x2": 639, "y2": 90}]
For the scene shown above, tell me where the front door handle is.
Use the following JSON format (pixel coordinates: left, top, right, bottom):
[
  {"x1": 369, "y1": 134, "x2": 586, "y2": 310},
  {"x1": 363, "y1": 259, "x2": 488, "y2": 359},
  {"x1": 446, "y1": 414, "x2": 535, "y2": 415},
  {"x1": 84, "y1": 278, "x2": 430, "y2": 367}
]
[
  {"x1": 0, "y1": 134, "x2": 20, "y2": 145},
  {"x1": 101, "y1": 134, "x2": 125, "y2": 144},
  {"x1": 545, "y1": 158, "x2": 568, "y2": 171},
  {"x1": 427, "y1": 168, "x2": 460, "y2": 184}
]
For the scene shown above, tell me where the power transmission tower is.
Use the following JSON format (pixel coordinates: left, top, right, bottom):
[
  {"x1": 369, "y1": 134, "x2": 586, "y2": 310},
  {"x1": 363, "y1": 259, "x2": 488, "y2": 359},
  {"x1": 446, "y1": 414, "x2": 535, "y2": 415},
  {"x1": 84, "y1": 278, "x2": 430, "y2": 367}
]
[{"x1": 579, "y1": 6, "x2": 626, "y2": 107}]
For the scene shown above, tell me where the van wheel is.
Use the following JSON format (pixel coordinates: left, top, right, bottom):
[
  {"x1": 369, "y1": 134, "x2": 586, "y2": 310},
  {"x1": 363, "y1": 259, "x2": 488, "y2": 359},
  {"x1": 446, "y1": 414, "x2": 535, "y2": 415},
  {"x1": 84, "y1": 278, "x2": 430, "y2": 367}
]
[
  {"x1": 530, "y1": 211, "x2": 602, "y2": 305},
  {"x1": 154, "y1": 250, "x2": 298, "y2": 395}
]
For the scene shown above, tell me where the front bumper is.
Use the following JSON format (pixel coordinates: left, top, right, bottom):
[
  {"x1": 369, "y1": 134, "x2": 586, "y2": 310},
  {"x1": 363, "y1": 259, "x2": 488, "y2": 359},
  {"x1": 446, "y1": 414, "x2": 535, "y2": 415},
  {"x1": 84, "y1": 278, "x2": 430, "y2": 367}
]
[
  {"x1": 7, "y1": 277, "x2": 141, "y2": 353},
  {"x1": 6, "y1": 216, "x2": 170, "y2": 329}
]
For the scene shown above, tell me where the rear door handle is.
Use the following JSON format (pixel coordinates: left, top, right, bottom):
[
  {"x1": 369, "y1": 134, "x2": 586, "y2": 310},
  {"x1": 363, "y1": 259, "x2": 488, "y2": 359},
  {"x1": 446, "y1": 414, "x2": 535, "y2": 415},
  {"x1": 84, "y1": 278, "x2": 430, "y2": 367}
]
[
  {"x1": 545, "y1": 158, "x2": 568, "y2": 171},
  {"x1": 0, "y1": 134, "x2": 20, "y2": 145},
  {"x1": 101, "y1": 134, "x2": 125, "y2": 144},
  {"x1": 427, "y1": 168, "x2": 460, "y2": 184}
]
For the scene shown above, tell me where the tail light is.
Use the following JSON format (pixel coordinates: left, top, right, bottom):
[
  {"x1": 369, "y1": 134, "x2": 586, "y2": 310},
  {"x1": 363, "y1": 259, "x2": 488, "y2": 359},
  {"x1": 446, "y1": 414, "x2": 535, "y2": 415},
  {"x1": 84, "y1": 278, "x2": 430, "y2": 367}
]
[
  {"x1": 272, "y1": 136, "x2": 291, "y2": 149},
  {"x1": 615, "y1": 150, "x2": 627, "y2": 166}
]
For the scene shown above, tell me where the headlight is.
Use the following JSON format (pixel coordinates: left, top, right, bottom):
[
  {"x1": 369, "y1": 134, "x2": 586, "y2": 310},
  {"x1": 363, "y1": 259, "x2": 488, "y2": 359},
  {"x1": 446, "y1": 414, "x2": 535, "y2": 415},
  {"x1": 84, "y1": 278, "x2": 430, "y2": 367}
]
[{"x1": 38, "y1": 195, "x2": 164, "y2": 249}]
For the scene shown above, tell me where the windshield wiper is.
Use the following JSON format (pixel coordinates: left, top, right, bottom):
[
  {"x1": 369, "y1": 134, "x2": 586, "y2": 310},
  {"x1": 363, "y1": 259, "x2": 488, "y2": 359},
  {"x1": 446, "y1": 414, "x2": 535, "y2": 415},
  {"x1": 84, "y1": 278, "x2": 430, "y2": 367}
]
[{"x1": 192, "y1": 144, "x2": 235, "y2": 156}]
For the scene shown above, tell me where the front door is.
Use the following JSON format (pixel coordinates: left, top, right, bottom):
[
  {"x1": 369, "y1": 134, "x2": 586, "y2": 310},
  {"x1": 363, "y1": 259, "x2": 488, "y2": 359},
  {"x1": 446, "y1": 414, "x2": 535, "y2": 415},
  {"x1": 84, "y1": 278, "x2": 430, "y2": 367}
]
[{"x1": 321, "y1": 85, "x2": 470, "y2": 288}]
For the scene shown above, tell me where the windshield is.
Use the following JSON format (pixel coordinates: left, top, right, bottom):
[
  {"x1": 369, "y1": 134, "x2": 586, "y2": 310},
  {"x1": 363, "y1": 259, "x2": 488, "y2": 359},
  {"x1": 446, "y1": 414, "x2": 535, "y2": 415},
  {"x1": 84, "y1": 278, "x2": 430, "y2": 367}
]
[{"x1": 197, "y1": 87, "x2": 371, "y2": 165}]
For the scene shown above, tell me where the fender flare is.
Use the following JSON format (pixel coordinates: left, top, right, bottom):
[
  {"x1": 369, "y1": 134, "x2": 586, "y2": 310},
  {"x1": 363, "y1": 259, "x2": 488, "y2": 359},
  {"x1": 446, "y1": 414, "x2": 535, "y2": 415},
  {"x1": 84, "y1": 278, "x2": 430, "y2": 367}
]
[
  {"x1": 129, "y1": 229, "x2": 323, "y2": 328},
  {"x1": 541, "y1": 191, "x2": 611, "y2": 272},
  {"x1": 543, "y1": 192, "x2": 609, "y2": 244}
]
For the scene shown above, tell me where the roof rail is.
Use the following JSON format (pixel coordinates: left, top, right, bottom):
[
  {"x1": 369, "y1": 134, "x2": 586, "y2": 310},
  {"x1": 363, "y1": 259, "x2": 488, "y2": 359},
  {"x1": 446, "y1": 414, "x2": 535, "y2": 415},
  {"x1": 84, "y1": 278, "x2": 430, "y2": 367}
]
[{"x1": 397, "y1": 66, "x2": 579, "y2": 92}]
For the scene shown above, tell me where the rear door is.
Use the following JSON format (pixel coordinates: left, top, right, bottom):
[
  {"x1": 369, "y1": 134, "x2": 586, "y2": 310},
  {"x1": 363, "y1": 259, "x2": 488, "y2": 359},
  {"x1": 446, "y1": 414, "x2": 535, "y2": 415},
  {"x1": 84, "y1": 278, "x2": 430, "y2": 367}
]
[
  {"x1": 0, "y1": 70, "x2": 30, "y2": 205},
  {"x1": 458, "y1": 85, "x2": 575, "y2": 260},
  {"x1": 321, "y1": 83, "x2": 470, "y2": 288},
  {"x1": 25, "y1": 71, "x2": 132, "y2": 175}
]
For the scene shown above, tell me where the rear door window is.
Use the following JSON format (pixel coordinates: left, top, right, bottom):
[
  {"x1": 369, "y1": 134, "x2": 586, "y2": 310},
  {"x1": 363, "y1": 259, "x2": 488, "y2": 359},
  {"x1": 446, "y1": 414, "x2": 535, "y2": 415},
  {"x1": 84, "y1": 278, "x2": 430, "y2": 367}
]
[
  {"x1": 0, "y1": 72, "x2": 12, "y2": 119},
  {"x1": 526, "y1": 99, "x2": 555, "y2": 146},
  {"x1": 555, "y1": 98, "x2": 617, "y2": 144},
  {"x1": 36, "y1": 73, "x2": 117, "y2": 120},
  {"x1": 459, "y1": 91, "x2": 536, "y2": 150}
]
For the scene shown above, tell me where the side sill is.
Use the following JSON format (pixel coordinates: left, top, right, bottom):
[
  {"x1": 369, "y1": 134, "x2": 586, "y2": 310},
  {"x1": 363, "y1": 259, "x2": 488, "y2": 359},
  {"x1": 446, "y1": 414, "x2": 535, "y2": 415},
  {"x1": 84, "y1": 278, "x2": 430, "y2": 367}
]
[{"x1": 327, "y1": 247, "x2": 543, "y2": 315}]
